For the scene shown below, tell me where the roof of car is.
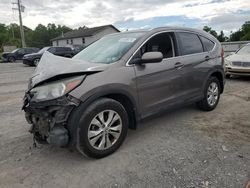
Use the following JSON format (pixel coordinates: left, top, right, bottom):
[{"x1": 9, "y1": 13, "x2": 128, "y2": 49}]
[{"x1": 107, "y1": 26, "x2": 216, "y2": 41}]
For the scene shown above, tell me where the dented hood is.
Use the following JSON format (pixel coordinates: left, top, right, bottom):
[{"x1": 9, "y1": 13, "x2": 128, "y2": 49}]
[{"x1": 30, "y1": 51, "x2": 108, "y2": 87}]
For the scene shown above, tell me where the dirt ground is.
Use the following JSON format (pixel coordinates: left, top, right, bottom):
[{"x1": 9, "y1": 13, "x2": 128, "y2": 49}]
[{"x1": 0, "y1": 63, "x2": 249, "y2": 188}]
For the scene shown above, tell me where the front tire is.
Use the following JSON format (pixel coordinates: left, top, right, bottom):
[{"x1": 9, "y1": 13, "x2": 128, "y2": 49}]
[
  {"x1": 33, "y1": 58, "x2": 40, "y2": 66},
  {"x1": 8, "y1": 57, "x2": 15, "y2": 63},
  {"x1": 69, "y1": 98, "x2": 129, "y2": 158},
  {"x1": 197, "y1": 77, "x2": 221, "y2": 111}
]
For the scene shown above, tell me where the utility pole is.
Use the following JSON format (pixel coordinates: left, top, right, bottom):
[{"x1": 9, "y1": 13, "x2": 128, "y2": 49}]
[{"x1": 12, "y1": 0, "x2": 26, "y2": 47}]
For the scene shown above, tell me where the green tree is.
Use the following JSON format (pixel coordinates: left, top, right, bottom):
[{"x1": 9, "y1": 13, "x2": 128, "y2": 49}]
[
  {"x1": 203, "y1": 26, "x2": 218, "y2": 38},
  {"x1": 230, "y1": 21, "x2": 250, "y2": 41},
  {"x1": 217, "y1": 31, "x2": 228, "y2": 42}
]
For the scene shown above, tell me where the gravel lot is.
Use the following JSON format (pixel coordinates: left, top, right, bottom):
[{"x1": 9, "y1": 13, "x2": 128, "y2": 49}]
[{"x1": 0, "y1": 63, "x2": 249, "y2": 188}]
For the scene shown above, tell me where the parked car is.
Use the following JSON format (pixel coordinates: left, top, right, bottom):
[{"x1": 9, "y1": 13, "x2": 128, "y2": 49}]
[
  {"x1": 225, "y1": 43, "x2": 250, "y2": 77},
  {"x1": 72, "y1": 45, "x2": 85, "y2": 56},
  {"x1": 23, "y1": 46, "x2": 74, "y2": 66},
  {"x1": 2, "y1": 47, "x2": 40, "y2": 62},
  {"x1": 23, "y1": 27, "x2": 225, "y2": 158}
]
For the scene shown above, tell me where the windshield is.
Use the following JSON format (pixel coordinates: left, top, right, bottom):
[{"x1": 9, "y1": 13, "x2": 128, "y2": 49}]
[
  {"x1": 73, "y1": 32, "x2": 145, "y2": 64},
  {"x1": 237, "y1": 45, "x2": 250, "y2": 54},
  {"x1": 11, "y1": 48, "x2": 20, "y2": 53},
  {"x1": 38, "y1": 47, "x2": 50, "y2": 54}
]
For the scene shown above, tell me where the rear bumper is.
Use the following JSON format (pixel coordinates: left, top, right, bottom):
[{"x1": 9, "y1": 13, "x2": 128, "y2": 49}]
[
  {"x1": 23, "y1": 94, "x2": 80, "y2": 147},
  {"x1": 225, "y1": 66, "x2": 250, "y2": 76}
]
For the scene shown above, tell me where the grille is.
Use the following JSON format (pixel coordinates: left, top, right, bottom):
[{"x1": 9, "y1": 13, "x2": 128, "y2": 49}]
[{"x1": 232, "y1": 61, "x2": 250, "y2": 67}]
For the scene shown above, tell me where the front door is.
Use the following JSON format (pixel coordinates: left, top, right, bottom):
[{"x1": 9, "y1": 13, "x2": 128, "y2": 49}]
[{"x1": 132, "y1": 32, "x2": 185, "y2": 117}]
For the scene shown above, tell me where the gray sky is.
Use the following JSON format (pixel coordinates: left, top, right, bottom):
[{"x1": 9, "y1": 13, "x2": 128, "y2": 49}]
[{"x1": 1, "y1": 0, "x2": 249, "y2": 33}]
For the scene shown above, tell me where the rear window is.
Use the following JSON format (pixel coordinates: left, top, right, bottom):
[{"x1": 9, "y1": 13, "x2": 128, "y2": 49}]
[
  {"x1": 200, "y1": 36, "x2": 215, "y2": 51},
  {"x1": 177, "y1": 32, "x2": 203, "y2": 55}
]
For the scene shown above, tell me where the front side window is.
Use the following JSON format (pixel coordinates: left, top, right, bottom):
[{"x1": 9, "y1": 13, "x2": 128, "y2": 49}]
[
  {"x1": 18, "y1": 49, "x2": 25, "y2": 54},
  {"x1": 73, "y1": 32, "x2": 145, "y2": 64},
  {"x1": 177, "y1": 32, "x2": 203, "y2": 55},
  {"x1": 236, "y1": 45, "x2": 250, "y2": 54},
  {"x1": 133, "y1": 32, "x2": 175, "y2": 60}
]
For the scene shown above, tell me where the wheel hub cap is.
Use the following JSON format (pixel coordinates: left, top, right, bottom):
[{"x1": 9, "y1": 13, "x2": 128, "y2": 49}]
[
  {"x1": 207, "y1": 82, "x2": 219, "y2": 106},
  {"x1": 88, "y1": 110, "x2": 122, "y2": 150}
]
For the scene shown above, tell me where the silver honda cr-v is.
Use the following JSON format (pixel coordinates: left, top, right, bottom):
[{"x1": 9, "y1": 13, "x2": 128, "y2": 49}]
[{"x1": 23, "y1": 27, "x2": 225, "y2": 158}]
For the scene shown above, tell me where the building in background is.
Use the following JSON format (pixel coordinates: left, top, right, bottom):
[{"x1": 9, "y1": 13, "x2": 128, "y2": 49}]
[{"x1": 51, "y1": 25, "x2": 119, "y2": 48}]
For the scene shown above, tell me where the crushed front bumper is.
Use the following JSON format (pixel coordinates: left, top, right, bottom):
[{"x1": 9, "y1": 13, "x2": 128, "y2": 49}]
[{"x1": 23, "y1": 94, "x2": 80, "y2": 147}]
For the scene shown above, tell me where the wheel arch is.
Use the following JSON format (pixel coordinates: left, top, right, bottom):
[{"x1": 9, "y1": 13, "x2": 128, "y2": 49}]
[
  {"x1": 75, "y1": 87, "x2": 140, "y2": 130},
  {"x1": 209, "y1": 70, "x2": 225, "y2": 93}
]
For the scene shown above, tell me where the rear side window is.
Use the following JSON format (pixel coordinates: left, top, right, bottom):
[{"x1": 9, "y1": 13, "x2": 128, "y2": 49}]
[
  {"x1": 55, "y1": 47, "x2": 64, "y2": 52},
  {"x1": 200, "y1": 36, "x2": 215, "y2": 52},
  {"x1": 25, "y1": 48, "x2": 33, "y2": 53},
  {"x1": 177, "y1": 32, "x2": 203, "y2": 55},
  {"x1": 64, "y1": 47, "x2": 71, "y2": 51}
]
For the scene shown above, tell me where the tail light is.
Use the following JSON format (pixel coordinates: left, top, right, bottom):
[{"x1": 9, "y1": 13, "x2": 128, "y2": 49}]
[
  {"x1": 221, "y1": 48, "x2": 224, "y2": 58},
  {"x1": 221, "y1": 47, "x2": 224, "y2": 65}
]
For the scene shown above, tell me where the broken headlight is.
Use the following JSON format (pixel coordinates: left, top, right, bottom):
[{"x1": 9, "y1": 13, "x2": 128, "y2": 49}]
[{"x1": 30, "y1": 76, "x2": 83, "y2": 102}]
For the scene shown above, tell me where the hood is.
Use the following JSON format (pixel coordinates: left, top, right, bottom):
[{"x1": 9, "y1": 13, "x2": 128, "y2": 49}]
[
  {"x1": 30, "y1": 51, "x2": 109, "y2": 87},
  {"x1": 2, "y1": 52, "x2": 11, "y2": 58},
  {"x1": 226, "y1": 53, "x2": 250, "y2": 62}
]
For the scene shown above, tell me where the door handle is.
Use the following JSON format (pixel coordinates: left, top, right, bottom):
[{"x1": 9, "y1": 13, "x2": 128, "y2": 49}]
[
  {"x1": 174, "y1": 62, "x2": 184, "y2": 69},
  {"x1": 205, "y1": 56, "x2": 210, "y2": 61}
]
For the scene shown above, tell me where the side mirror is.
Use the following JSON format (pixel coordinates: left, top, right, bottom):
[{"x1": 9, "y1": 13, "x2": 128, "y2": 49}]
[{"x1": 141, "y1": 52, "x2": 163, "y2": 64}]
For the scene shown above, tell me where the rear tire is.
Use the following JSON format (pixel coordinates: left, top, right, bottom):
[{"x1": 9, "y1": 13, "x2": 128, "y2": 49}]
[
  {"x1": 197, "y1": 77, "x2": 221, "y2": 111},
  {"x1": 68, "y1": 98, "x2": 129, "y2": 158}
]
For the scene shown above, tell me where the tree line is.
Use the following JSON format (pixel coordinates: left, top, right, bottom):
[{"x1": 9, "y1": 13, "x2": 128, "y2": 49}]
[
  {"x1": 203, "y1": 21, "x2": 250, "y2": 42},
  {"x1": 0, "y1": 23, "x2": 72, "y2": 50},
  {"x1": 0, "y1": 21, "x2": 250, "y2": 51}
]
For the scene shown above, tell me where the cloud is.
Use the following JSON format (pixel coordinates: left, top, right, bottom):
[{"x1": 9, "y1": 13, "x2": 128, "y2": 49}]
[{"x1": 0, "y1": 0, "x2": 249, "y2": 33}]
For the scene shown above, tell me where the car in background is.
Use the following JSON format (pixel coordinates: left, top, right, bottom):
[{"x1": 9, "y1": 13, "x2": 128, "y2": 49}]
[
  {"x1": 72, "y1": 45, "x2": 85, "y2": 56},
  {"x1": 23, "y1": 27, "x2": 225, "y2": 158},
  {"x1": 2, "y1": 47, "x2": 40, "y2": 62},
  {"x1": 225, "y1": 43, "x2": 250, "y2": 77},
  {"x1": 23, "y1": 46, "x2": 74, "y2": 66}
]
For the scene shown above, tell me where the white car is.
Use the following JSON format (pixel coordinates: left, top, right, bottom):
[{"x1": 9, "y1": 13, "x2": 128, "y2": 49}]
[{"x1": 225, "y1": 43, "x2": 250, "y2": 77}]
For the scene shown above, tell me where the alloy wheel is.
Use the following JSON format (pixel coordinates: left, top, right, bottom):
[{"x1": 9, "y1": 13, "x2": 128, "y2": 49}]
[
  {"x1": 207, "y1": 82, "x2": 219, "y2": 106},
  {"x1": 34, "y1": 58, "x2": 40, "y2": 66},
  {"x1": 88, "y1": 110, "x2": 122, "y2": 150}
]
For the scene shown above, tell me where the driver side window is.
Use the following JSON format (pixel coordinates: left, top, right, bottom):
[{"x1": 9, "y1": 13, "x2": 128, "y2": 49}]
[
  {"x1": 17, "y1": 49, "x2": 25, "y2": 55},
  {"x1": 133, "y1": 32, "x2": 175, "y2": 60}
]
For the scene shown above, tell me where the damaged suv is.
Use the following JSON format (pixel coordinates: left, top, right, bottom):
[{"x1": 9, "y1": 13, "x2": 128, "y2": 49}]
[{"x1": 23, "y1": 27, "x2": 225, "y2": 158}]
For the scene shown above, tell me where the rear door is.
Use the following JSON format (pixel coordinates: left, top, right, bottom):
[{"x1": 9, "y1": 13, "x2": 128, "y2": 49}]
[
  {"x1": 132, "y1": 32, "x2": 186, "y2": 117},
  {"x1": 175, "y1": 31, "x2": 209, "y2": 98}
]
